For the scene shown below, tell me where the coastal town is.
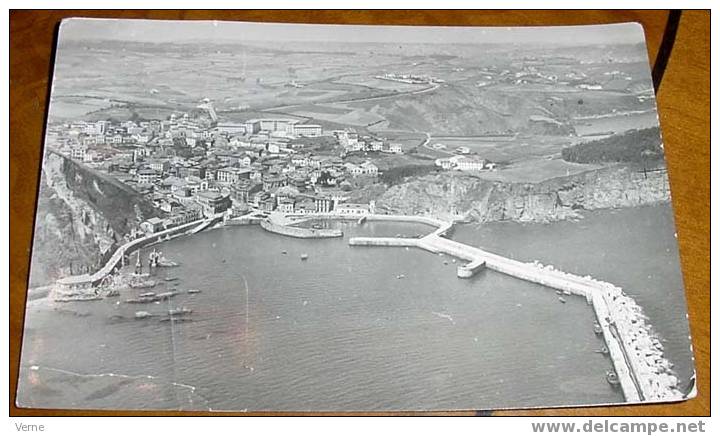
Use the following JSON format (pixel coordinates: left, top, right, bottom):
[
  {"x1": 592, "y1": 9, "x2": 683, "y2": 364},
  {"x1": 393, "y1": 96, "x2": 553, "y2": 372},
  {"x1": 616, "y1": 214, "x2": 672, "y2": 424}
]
[{"x1": 47, "y1": 104, "x2": 495, "y2": 237}]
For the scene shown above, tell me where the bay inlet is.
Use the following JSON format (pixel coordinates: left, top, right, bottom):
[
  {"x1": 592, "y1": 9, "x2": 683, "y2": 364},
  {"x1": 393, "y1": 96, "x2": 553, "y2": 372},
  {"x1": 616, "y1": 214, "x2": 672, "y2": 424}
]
[{"x1": 18, "y1": 205, "x2": 690, "y2": 411}]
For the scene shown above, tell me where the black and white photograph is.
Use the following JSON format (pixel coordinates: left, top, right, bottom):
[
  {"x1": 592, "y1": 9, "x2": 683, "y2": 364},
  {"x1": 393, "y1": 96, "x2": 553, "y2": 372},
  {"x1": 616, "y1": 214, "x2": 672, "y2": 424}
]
[{"x1": 16, "y1": 18, "x2": 696, "y2": 412}]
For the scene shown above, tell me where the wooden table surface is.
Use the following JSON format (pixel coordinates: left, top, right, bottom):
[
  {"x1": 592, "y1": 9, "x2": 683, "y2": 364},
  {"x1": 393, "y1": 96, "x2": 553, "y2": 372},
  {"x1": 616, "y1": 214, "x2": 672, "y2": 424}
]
[{"x1": 9, "y1": 10, "x2": 710, "y2": 417}]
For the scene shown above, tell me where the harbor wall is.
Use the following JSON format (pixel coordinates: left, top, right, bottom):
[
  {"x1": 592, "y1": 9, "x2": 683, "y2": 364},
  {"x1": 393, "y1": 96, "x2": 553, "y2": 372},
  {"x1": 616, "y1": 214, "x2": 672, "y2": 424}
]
[
  {"x1": 56, "y1": 218, "x2": 205, "y2": 287},
  {"x1": 260, "y1": 219, "x2": 343, "y2": 239},
  {"x1": 225, "y1": 216, "x2": 262, "y2": 226},
  {"x1": 348, "y1": 237, "x2": 419, "y2": 247},
  {"x1": 286, "y1": 213, "x2": 453, "y2": 237},
  {"x1": 348, "y1": 229, "x2": 682, "y2": 403},
  {"x1": 457, "y1": 260, "x2": 487, "y2": 278}
]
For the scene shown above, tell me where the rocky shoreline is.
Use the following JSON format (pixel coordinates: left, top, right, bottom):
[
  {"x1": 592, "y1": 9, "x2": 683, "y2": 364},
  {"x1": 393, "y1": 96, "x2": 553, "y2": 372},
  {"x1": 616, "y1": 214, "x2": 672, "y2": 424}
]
[{"x1": 376, "y1": 164, "x2": 670, "y2": 224}]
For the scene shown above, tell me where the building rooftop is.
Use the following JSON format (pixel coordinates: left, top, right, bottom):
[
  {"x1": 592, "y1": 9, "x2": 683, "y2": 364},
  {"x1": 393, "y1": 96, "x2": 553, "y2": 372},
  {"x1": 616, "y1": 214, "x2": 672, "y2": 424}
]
[{"x1": 196, "y1": 191, "x2": 228, "y2": 201}]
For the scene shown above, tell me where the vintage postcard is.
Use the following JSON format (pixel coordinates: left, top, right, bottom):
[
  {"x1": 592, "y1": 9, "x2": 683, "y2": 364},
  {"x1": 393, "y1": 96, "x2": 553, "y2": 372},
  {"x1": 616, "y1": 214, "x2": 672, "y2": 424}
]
[{"x1": 17, "y1": 18, "x2": 695, "y2": 411}]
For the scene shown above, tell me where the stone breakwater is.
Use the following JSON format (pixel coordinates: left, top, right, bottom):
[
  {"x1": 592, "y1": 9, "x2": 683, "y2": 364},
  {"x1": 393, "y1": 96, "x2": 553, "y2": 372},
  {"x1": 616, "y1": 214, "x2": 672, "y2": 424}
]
[
  {"x1": 347, "y1": 214, "x2": 686, "y2": 403},
  {"x1": 530, "y1": 262, "x2": 686, "y2": 403},
  {"x1": 260, "y1": 218, "x2": 343, "y2": 238}
]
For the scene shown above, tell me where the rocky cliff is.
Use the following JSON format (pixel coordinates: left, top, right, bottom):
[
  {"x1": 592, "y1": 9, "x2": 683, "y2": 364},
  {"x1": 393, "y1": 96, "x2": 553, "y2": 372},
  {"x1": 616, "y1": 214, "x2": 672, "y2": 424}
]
[
  {"x1": 376, "y1": 165, "x2": 670, "y2": 223},
  {"x1": 28, "y1": 152, "x2": 157, "y2": 286}
]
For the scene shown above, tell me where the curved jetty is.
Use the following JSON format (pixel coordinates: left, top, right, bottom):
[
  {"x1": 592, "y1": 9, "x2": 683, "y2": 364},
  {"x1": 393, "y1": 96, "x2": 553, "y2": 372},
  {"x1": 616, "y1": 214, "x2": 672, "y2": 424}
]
[
  {"x1": 55, "y1": 219, "x2": 205, "y2": 289},
  {"x1": 260, "y1": 214, "x2": 342, "y2": 239},
  {"x1": 348, "y1": 214, "x2": 683, "y2": 403}
]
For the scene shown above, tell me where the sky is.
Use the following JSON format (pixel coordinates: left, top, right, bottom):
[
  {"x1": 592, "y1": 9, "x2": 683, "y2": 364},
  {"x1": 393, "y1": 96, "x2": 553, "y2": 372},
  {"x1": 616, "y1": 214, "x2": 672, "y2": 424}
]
[{"x1": 59, "y1": 18, "x2": 647, "y2": 46}]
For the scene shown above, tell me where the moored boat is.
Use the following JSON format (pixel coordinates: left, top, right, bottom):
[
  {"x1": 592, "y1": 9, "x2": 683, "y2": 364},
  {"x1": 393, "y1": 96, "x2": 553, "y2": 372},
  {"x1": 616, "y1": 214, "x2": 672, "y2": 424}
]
[
  {"x1": 606, "y1": 370, "x2": 620, "y2": 386},
  {"x1": 187, "y1": 289, "x2": 201, "y2": 294},
  {"x1": 168, "y1": 307, "x2": 193, "y2": 316},
  {"x1": 54, "y1": 295, "x2": 103, "y2": 303},
  {"x1": 159, "y1": 317, "x2": 193, "y2": 323},
  {"x1": 594, "y1": 322, "x2": 603, "y2": 335},
  {"x1": 156, "y1": 291, "x2": 178, "y2": 300},
  {"x1": 125, "y1": 296, "x2": 159, "y2": 304},
  {"x1": 129, "y1": 279, "x2": 157, "y2": 289},
  {"x1": 157, "y1": 257, "x2": 179, "y2": 267}
]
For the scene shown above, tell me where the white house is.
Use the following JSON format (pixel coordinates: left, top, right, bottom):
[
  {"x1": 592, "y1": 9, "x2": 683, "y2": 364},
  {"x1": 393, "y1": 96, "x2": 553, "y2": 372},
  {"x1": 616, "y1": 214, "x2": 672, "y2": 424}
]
[
  {"x1": 388, "y1": 144, "x2": 403, "y2": 154},
  {"x1": 454, "y1": 157, "x2": 486, "y2": 171}
]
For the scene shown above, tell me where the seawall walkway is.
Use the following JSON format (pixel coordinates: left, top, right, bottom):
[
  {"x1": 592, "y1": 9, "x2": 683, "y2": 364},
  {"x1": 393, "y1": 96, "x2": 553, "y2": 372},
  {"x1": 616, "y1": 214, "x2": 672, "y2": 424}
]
[{"x1": 56, "y1": 218, "x2": 207, "y2": 288}]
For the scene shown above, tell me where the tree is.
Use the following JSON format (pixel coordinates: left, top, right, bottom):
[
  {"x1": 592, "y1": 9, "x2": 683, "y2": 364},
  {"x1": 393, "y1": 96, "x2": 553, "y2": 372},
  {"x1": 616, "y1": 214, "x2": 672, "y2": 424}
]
[{"x1": 561, "y1": 127, "x2": 663, "y2": 164}]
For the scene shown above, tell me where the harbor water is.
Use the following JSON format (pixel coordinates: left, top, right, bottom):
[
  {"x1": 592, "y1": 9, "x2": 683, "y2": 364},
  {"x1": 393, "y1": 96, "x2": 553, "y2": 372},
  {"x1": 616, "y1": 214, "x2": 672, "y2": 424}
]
[{"x1": 17, "y1": 206, "x2": 691, "y2": 411}]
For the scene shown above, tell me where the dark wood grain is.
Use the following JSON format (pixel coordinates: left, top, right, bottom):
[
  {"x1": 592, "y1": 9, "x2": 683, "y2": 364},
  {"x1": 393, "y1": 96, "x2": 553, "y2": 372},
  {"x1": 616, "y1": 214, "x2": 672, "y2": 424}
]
[{"x1": 9, "y1": 10, "x2": 708, "y2": 417}]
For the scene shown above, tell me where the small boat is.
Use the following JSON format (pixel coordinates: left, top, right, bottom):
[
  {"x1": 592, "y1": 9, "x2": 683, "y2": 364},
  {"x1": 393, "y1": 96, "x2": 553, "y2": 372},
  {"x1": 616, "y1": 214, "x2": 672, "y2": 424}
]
[
  {"x1": 282, "y1": 250, "x2": 288, "y2": 254},
  {"x1": 595, "y1": 346, "x2": 610, "y2": 355},
  {"x1": 558, "y1": 297, "x2": 567, "y2": 304},
  {"x1": 555, "y1": 290, "x2": 563, "y2": 295},
  {"x1": 165, "y1": 277, "x2": 179, "y2": 282},
  {"x1": 187, "y1": 289, "x2": 202, "y2": 294},
  {"x1": 168, "y1": 307, "x2": 193, "y2": 316},
  {"x1": 443, "y1": 261, "x2": 449, "y2": 265},
  {"x1": 397, "y1": 274, "x2": 406, "y2": 279},
  {"x1": 300, "y1": 253, "x2": 309, "y2": 261},
  {"x1": 134, "y1": 311, "x2": 152, "y2": 319},
  {"x1": 593, "y1": 322, "x2": 603, "y2": 335},
  {"x1": 129, "y1": 279, "x2": 157, "y2": 289},
  {"x1": 125, "y1": 297, "x2": 159, "y2": 304},
  {"x1": 606, "y1": 370, "x2": 620, "y2": 386},
  {"x1": 54, "y1": 295, "x2": 103, "y2": 303},
  {"x1": 139, "y1": 292, "x2": 156, "y2": 298},
  {"x1": 156, "y1": 291, "x2": 178, "y2": 300},
  {"x1": 563, "y1": 290, "x2": 572, "y2": 296},
  {"x1": 157, "y1": 257, "x2": 179, "y2": 267},
  {"x1": 160, "y1": 317, "x2": 193, "y2": 323}
]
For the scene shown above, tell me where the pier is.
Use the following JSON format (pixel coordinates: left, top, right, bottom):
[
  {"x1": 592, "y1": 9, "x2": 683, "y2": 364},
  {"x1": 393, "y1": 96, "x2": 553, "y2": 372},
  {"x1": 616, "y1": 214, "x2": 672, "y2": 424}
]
[
  {"x1": 260, "y1": 212, "x2": 343, "y2": 238},
  {"x1": 55, "y1": 218, "x2": 207, "y2": 288},
  {"x1": 348, "y1": 216, "x2": 683, "y2": 403}
]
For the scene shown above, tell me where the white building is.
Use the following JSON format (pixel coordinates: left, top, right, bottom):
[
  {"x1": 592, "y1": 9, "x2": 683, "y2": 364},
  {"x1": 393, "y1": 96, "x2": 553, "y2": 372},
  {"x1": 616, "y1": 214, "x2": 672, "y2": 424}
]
[
  {"x1": 137, "y1": 168, "x2": 160, "y2": 184},
  {"x1": 454, "y1": 157, "x2": 486, "y2": 171},
  {"x1": 216, "y1": 167, "x2": 252, "y2": 184},
  {"x1": 70, "y1": 145, "x2": 87, "y2": 161},
  {"x1": 360, "y1": 162, "x2": 379, "y2": 176},
  {"x1": 293, "y1": 124, "x2": 323, "y2": 137},
  {"x1": 388, "y1": 144, "x2": 403, "y2": 154},
  {"x1": 335, "y1": 203, "x2": 370, "y2": 216},
  {"x1": 217, "y1": 122, "x2": 247, "y2": 135}
]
